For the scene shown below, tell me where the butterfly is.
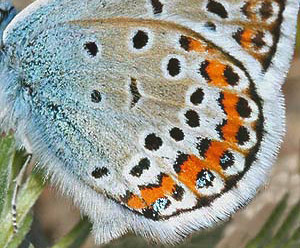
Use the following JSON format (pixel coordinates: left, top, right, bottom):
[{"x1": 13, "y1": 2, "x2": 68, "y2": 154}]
[{"x1": 0, "y1": 0, "x2": 299, "y2": 245}]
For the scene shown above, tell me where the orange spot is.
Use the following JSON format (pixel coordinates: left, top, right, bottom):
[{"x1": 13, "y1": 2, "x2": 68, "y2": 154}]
[
  {"x1": 220, "y1": 91, "x2": 244, "y2": 144},
  {"x1": 206, "y1": 60, "x2": 229, "y2": 87},
  {"x1": 241, "y1": 29, "x2": 254, "y2": 49},
  {"x1": 221, "y1": 120, "x2": 241, "y2": 144},
  {"x1": 127, "y1": 194, "x2": 146, "y2": 209},
  {"x1": 178, "y1": 155, "x2": 208, "y2": 194},
  {"x1": 189, "y1": 39, "x2": 207, "y2": 52},
  {"x1": 141, "y1": 175, "x2": 175, "y2": 205},
  {"x1": 222, "y1": 92, "x2": 241, "y2": 121},
  {"x1": 204, "y1": 141, "x2": 227, "y2": 173}
]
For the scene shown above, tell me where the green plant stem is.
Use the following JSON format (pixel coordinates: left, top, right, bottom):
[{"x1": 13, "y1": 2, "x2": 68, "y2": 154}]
[{"x1": 245, "y1": 195, "x2": 289, "y2": 248}]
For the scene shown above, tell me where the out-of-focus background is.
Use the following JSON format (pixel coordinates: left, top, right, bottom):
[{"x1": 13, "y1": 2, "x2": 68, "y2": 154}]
[{"x1": 11, "y1": 1, "x2": 300, "y2": 247}]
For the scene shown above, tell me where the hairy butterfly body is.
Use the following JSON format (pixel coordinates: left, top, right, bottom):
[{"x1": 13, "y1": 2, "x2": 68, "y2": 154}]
[{"x1": 0, "y1": 0, "x2": 298, "y2": 245}]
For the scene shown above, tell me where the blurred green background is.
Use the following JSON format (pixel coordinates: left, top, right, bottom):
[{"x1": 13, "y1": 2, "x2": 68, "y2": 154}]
[{"x1": 1, "y1": 1, "x2": 300, "y2": 248}]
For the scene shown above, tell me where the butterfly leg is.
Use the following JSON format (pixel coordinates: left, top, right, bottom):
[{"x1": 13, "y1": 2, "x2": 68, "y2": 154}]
[{"x1": 11, "y1": 153, "x2": 32, "y2": 233}]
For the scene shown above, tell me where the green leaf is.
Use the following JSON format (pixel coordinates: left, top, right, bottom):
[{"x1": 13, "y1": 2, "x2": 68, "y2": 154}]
[
  {"x1": 245, "y1": 194, "x2": 289, "y2": 248},
  {"x1": 0, "y1": 160, "x2": 45, "y2": 247},
  {"x1": 0, "y1": 134, "x2": 15, "y2": 216},
  {"x1": 264, "y1": 200, "x2": 300, "y2": 248},
  {"x1": 283, "y1": 225, "x2": 300, "y2": 248},
  {"x1": 51, "y1": 218, "x2": 92, "y2": 248}
]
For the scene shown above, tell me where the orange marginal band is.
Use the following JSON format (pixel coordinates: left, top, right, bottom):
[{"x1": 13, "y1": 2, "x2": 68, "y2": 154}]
[
  {"x1": 206, "y1": 60, "x2": 230, "y2": 87},
  {"x1": 140, "y1": 175, "x2": 176, "y2": 205}
]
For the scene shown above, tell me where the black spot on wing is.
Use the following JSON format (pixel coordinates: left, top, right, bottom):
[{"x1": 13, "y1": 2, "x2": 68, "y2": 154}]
[
  {"x1": 150, "y1": 0, "x2": 163, "y2": 14},
  {"x1": 167, "y1": 58, "x2": 181, "y2": 77},
  {"x1": 196, "y1": 170, "x2": 215, "y2": 188},
  {"x1": 224, "y1": 65, "x2": 239, "y2": 86},
  {"x1": 84, "y1": 42, "x2": 98, "y2": 57},
  {"x1": 129, "y1": 78, "x2": 141, "y2": 108},
  {"x1": 91, "y1": 90, "x2": 102, "y2": 103},
  {"x1": 219, "y1": 151, "x2": 235, "y2": 170},
  {"x1": 145, "y1": 133, "x2": 163, "y2": 151},
  {"x1": 132, "y1": 30, "x2": 149, "y2": 49},
  {"x1": 172, "y1": 185, "x2": 185, "y2": 201},
  {"x1": 142, "y1": 207, "x2": 160, "y2": 220},
  {"x1": 190, "y1": 88, "x2": 204, "y2": 105},
  {"x1": 236, "y1": 126, "x2": 250, "y2": 145},
  {"x1": 236, "y1": 97, "x2": 251, "y2": 118},
  {"x1": 207, "y1": 0, "x2": 228, "y2": 19},
  {"x1": 185, "y1": 110, "x2": 200, "y2": 128},
  {"x1": 92, "y1": 167, "x2": 109, "y2": 179},
  {"x1": 170, "y1": 127, "x2": 185, "y2": 142},
  {"x1": 130, "y1": 158, "x2": 151, "y2": 177}
]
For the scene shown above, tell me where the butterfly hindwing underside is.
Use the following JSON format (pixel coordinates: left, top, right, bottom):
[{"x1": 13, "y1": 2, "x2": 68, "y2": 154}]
[{"x1": 0, "y1": 0, "x2": 298, "y2": 245}]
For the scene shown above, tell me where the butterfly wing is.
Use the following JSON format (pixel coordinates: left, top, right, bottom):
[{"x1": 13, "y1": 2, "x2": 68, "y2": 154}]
[
  {"x1": 5, "y1": 0, "x2": 298, "y2": 86},
  {"x1": 156, "y1": 0, "x2": 299, "y2": 82},
  {"x1": 1, "y1": 0, "x2": 298, "y2": 245}
]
